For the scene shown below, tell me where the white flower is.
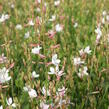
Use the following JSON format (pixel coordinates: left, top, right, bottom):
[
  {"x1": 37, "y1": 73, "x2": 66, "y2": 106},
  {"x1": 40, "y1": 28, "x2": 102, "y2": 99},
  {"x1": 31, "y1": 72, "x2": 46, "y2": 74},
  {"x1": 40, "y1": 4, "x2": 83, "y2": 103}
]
[
  {"x1": 31, "y1": 71, "x2": 39, "y2": 78},
  {"x1": 28, "y1": 89, "x2": 37, "y2": 98},
  {"x1": 11, "y1": 4, "x2": 15, "y2": 8},
  {"x1": 49, "y1": 15, "x2": 56, "y2": 22},
  {"x1": 57, "y1": 70, "x2": 65, "y2": 77},
  {"x1": 37, "y1": 0, "x2": 41, "y2": 3},
  {"x1": 0, "y1": 67, "x2": 11, "y2": 83},
  {"x1": 79, "y1": 49, "x2": 84, "y2": 56},
  {"x1": 40, "y1": 102, "x2": 49, "y2": 109},
  {"x1": 32, "y1": 45, "x2": 42, "y2": 54},
  {"x1": 54, "y1": 0, "x2": 60, "y2": 6},
  {"x1": 84, "y1": 46, "x2": 91, "y2": 54},
  {"x1": 74, "y1": 57, "x2": 84, "y2": 66},
  {"x1": 79, "y1": 46, "x2": 91, "y2": 56},
  {"x1": 95, "y1": 27, "x2": 102, "y2": 40},
  {"x1": 28, "y1": 20, "x2": 34, "y2": 26},
  {"x1": 77, "y1": 66, "x2": 88, "y2": 78},
  {"x1": 24, "y1": 31, "x2": 30, "y2": 39},
  {"x1": 0, "y1": 14, "x2": 9, "y2": 23},
  {"x1": 0, "y1": 106, "x2": 3, "y2": 109},
  {"x1": 0, "y1": 54, "x2": 7, "y2": 64},
  {"x1": 42, "y1": 86, "x2": 50, "y2": 96},
  {"x1": 52, "y1": 54, "x2": 60, "y2": 66},
  {"x1": 55, "y1": 24, "x2": 63, "y2": 32},
  {"x1": 57, "y1": 87, "x2": 67, "y2": 96},
  {"x1": 16, "y1": 24, "x2": 22, "y2": 30},
  {"x1": 102, "y1": 11, "x2": 107, "y2": 16},
  {"x1": 23, "y1": 85, "x2": 30, "y2": 91},
  {"x1": 48, "y1": 67, "x2": 56, "y2": 75},
  {"x1": 74, "y1": 22, "x2": 78, "y2": 28},
  {"x1": 6, "y1": 97, "x2": 16, "y2": 108},
  {"x1": 23, "y1": 86, "x2": 37, "y2": 98},
  {"x1": 4, "y1": 14, "x2": 9, "y2": 20}
]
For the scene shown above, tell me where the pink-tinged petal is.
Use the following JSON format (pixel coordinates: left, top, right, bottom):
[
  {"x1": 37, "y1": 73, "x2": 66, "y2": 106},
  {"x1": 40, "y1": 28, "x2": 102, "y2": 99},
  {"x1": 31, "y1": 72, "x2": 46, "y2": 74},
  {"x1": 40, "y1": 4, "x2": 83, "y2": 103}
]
[
  {"x1": 29, "y1": 43, "x2": 39, "y2": 47},
  {"x1": 9, "y1": 62, "x2": 15, "y2": 69},
  {"x1": 46, "y1": 62, "x2": 52, "y2": 67},
  {"x1": 39, "y1": 54, "x2": 46, "y2": 59},
  {"x1": 51, "y1": 44, "x2": 60, "y2": 49}
]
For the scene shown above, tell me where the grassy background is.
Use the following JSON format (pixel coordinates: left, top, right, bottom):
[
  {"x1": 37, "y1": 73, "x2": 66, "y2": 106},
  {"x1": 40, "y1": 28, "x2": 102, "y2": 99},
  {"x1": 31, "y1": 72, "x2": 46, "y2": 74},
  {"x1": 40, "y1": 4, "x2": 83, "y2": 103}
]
[{"x1": 0, "y1": 0, "x2": 109, "y2": 108}]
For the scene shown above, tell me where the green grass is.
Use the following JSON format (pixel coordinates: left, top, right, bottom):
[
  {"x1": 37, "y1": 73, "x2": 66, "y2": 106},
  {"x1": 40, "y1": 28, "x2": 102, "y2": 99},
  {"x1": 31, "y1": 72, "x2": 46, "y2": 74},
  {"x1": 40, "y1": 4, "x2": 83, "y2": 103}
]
[{"x1": 0, "y1": 0, "x2": 109, "y2": 109}]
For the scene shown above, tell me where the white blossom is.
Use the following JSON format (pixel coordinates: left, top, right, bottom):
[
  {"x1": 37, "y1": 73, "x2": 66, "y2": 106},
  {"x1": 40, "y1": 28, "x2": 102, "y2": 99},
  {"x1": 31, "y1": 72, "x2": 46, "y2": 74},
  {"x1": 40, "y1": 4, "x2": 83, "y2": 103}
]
[
  {"x1": 23, "y1": 86, "x2": 37, "y2": 98},
  {"x1": 48, "y1": 67, "x2": 56, "y2": 75},
  {"x1": 95, "y1": 27, "x2": 102, "y2": 39},
  {"x1": 0, "y1": 67, "x2": 11, "y2": 83},
  {"x1": 28, "y1": 89, "x2": 37, "y2": 98},
  {"x1": 52, "y1": 54, "x2": 60, "y2": 66},
  {"x1": 84, "y1": 46, "x2": 91, "y2": 54},
  {"x1": 16, "y1": 24, "x2": 22, "y2": 30},
  {"x1": 6, "y1": 97, "x2": 16, "y2": 108},
  {"x1": 31, "y1": 71, "x2": 39, "y2": 78},
  {"x1": 24, "y1": 31, "x2": 30, "y2": 39},
  {"x1": 40, "y1": 102, "x2": 49, "y2": 109},
  {"x1": 32, "y1": 45, "x2": 42, "y2": 54},
  {"x1": 28, "y1": 20, "x2": 34, "y2": 26},
  {"x1": 55, "y1": 24, "x2": 63, "y2": 32},
  {"x1": 74, "y1": 22, "x2": 78, "y2": 28},
  {"x1": 42, "y1": 86, "x2": 50, "y2": 96},
  {"x1": 0, "y1": 106, "x2": 3, "y2": 109},
  {"x1": 102, "y1": 11, "x2": 107, "y2": 16},
  {"x1": 74, "y1": 57, "x2": 84, "y2": 66},
  {"x1": 0, "y1": 14, "x2": 9, "y2": 23},
  {"x1": 49, "y1": 15, "x2": 56, "y2": 22},
  {"x1": 77, "y1": 66, "x2": 88, "y2": 78},
  {"x1": 54, "y1": 0, "x2": 60, "y2": 6}
]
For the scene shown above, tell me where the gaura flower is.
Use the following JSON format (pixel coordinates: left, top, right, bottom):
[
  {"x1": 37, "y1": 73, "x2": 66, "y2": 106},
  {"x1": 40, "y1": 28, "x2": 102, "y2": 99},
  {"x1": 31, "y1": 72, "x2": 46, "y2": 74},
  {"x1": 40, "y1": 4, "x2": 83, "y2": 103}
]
[
  {"x1": 46, "y1": 30, "x2": 56, "y2": 39},
  {"x1": 84, "y1": 46, "x2": 91, "y2": 54},
  {"x1": 77, "y1": 66, "x2": 88, "y2": 78},
  {"x1": 52, "y1": 54, "x2": 60, "y2": 66},
  {"x1": 95, "y1": 26, "x2": 102, "y2": 44},
  {"x1": 102, "y1": 10, "x2": 107, "y2": 16},
  {"x1": 49, "y1": 15, "x2": 56, "y2": 22},
  {"x1": 48, "y1": 67, "x2": 56, "y2": 75},
  {"x1": 32, "y1": 45, "x2": 42, "y2": 54},
  {"x1": 31, "y1": 71, "x2": 39, "y2": 78},
  {"x1": 0, "y1": 106, "x2": 3, "y2": 109},
  {"x1": 24, "y1": 31, "x2": 30, "y2": 39},
  {"x1": 37, "y1": 0, "x2": 41, "y2": 4},
  {"x1": 42, "y1": 86, "x2": 50, "y2": 96},
  {"x1": 28, "y1": 20, "x2": 34, "y2": 26},
  {"x1": 55, "y1": 24, "x2": 63, "y2": 32},
  {"x1": 23, "y1": 85, "x2": 37, "y2": 98},
  {"x1": 40, "y1": 102, "x2": 49, "y2": 109},
  {"x1": 0, "y1": 14, "x2": 9, "y2": 23},
  {"x1": 54, "y1": 0, "x2": 60, "y2": 6},
  {"x1": 74, "y1": 22, "x2": 78, "y2": 28},
  {"x1": 0, "y1": 54, "x2": 7, "y2": 64},
  {"x1": 6, "y1": 97, "x2": 16, "y2": 108},
  {"x1": 16, "y1": 24, "x2": 22, "y2": 30},
  {"x1": 57, "y1": 87, "x2": 67, "y2": 96},
  {"x1": 0, "y1": 67, "x2": 11, "y2": 83},
  {"x1": 28, "y1": 89, "x2": 37, "y2": 98},
  {"x1": 73, "y1": 57, "x2": 84, "y2": 66}
]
